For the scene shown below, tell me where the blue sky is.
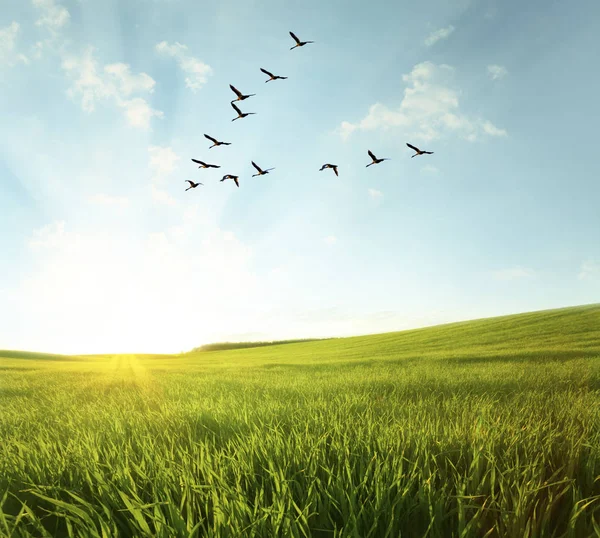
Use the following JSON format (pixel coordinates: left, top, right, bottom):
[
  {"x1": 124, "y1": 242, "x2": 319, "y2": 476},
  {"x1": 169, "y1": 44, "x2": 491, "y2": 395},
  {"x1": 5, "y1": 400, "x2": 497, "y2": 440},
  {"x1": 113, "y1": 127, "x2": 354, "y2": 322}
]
[{"x1": 1, "y1": 0, "x2": 599, "y2": 354}]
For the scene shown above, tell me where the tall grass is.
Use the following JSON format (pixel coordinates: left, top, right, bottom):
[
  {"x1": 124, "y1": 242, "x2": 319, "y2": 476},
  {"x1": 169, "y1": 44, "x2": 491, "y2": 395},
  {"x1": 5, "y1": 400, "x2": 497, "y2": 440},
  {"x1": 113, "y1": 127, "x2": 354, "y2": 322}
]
[{"x1": 1, "y1": 304, "x2": 599, "y2": 537}]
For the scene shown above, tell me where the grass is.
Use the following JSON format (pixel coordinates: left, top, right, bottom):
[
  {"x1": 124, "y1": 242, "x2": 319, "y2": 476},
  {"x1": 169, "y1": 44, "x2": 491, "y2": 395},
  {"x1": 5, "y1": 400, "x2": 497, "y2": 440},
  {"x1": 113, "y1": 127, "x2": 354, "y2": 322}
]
[{"x1": 0, "y1": 303, "x2": 599, "y2": 537}]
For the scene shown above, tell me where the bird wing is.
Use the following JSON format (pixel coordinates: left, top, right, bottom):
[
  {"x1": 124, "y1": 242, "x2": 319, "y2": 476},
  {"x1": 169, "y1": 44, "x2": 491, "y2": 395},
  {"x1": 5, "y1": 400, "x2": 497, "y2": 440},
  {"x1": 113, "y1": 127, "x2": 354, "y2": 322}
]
[
  {"x1": 333, "y1": 167, "x2": 338, "y2": 176},
  {"x1": 231, "y1": 102, "x2": 242, "y2": 115},
  {"x1": 251, "y1": 161, "x2": 262, "y2": 172},
  {"x1": 191, "y1": 159, "x2": 206, "y2": 165},
  {"x1": 185, "y1": 180, "x2": 194, "y2": 186},
  {"x1": 406, "y1": 143, "x2": 420, "y2": 152},
  {"x1": 289, "y1": 31, "x2": 301, "y2": 44},
  {"x1": 204, "y1": 134, "x2": 218, "y2": 143},
  {"x1": 234, "y1": 177, "x2": 239, "y2": 187},
  {"x1": 229, "y1": 84, "x2": 243, "y2": 98},
  {"x1": 260, "y1": 67, "x2": 274, "y2": 77},
  {"x1": 368, "y1": 150, "x2": 376, "y2": 160}
]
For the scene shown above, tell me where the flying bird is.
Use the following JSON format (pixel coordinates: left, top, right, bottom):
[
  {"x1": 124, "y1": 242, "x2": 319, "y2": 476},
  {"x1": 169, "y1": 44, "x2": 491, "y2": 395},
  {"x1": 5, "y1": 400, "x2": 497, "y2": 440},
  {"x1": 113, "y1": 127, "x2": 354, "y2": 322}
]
[
  {"x1": 406, "y1": 143, "x2": 434, "y2": 158},
  {"x1": 220, "y1": 174, "x2": 240, "y2": 188},
  {"x1": 191, "y1": 159, "x2": 220, "y2": 169},
  {"x1": 319, "y1": 163, "x2": 339, "y2": 176},
  {"x1": 289, "y1": 31, "x2": 314, "y2": 50},
  {"x1": 204, "y1": 134, "x2": 231, "y2": 149},
  {"x1": 229, "y1": 84, "x2": 255, "y2": 103},
  {"x1": 231, "y1": 102, "x2": 256, "y2": 121},
  {"x1": 251, "y1": 161, "x2": 275, "y2": 177},
  {"x1": 366, "y1": 150, "x2": 390, "y2": 167},
  {"x1": 260, "y1": 67, "x2": 288, "y2": 83},
  {"x1": 185, "y1": 180, "x2": 203, "y2": 191}
]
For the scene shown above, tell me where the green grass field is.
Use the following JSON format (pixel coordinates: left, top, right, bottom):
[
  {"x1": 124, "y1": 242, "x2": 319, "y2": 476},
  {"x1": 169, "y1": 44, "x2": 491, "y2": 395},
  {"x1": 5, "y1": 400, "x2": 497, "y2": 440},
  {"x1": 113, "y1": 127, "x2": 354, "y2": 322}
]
[{"x1": 1, "y1": 304, "x2": 599, "y2": 537}]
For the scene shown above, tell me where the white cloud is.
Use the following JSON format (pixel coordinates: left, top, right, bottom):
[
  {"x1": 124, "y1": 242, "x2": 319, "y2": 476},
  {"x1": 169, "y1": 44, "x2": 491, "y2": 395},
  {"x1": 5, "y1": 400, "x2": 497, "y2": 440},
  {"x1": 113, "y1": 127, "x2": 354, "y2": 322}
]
[
  {"x1": 424, "y1": 25, "x2": 455, "y2": 47},
  {"x1": 0, "y1": 22, "x2": 29, "y2": 66},
  {"x1": 421, "y1": 164, "x2": 439, "y2": 174},
  {"x1": 487, "y1": 64, "x2": 508, "y2": 80},
  {"x1": 338, "y1": 121, "x2": 357, "y2": 141},
  {"x1": 33, "y1": 0, "x2": 70, "y2": 31},
  {"x1": 368, "y1": 188, "x2": 383, "y2": 200},
  {"x1": 104, "y1": 63, "x2": 156, "y2": 95},
  {"x1": 492, "y1": 267, "x2": 535, "y2": 281},
  {"x1": 121, "y1": 97, "x2": 163, "y2": 129},
  {"x1": 323, "y1": 235, "x2": 337, "y2": 245},
  {"x1": 30, "y1": 0, "x2": 70, "y2": 57},
  {"x1": 339, "y1": 61, "x2": 507, "y2": 142},
  {"x1": 88, "y1": 193, "x2": 130, "y2": 208},
  {"x1": 62, "y1": 47, "x2": 163, "y2": 129},
  {"x1": 578, "y1": 261, "x2": 600, "y2": 281},
  {"x1": 155, "y1": 41, "x2": 213, "y2": 91},
  {"x1": 482, "y1": 120, "x2": 507, "y2": 137}
]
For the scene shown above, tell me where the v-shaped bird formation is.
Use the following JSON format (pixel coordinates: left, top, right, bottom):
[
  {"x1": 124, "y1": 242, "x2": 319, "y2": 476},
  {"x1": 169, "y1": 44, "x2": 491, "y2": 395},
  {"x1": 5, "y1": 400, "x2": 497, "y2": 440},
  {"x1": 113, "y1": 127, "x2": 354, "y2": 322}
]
[{"x1": 185, "y1": 30, "x2": 434, "y2": 192}]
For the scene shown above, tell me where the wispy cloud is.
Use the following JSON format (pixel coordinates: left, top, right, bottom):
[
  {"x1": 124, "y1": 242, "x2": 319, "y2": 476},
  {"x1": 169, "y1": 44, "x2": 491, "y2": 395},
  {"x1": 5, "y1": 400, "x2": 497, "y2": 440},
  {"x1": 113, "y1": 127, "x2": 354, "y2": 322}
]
[
  {"x1": 148, "y1": 145, "x2": 180, "y2": 180},
  {"x1": 0, "y1": 22, "x2": 29, "y2": 66},
  {"x1": 492, "y1": 267, "x2": 535, "y2": 281},
  {"x1": 368, "y1": 188, "x2": 383, "y2": 200},
  {"x1": 323, "y1": 235, "x2": 337, "y2": 246},
  {"x1": 487, "y1": 64, "x2": 508, "y2": 80},
  {"x1": 424, "y1": 25, "x2": 455, "y2": 47},
  {"x1": 31, "y1": 0, "x2": 70, "y2": 56},
  {"x1": 578, "y1": 260, "x2": 600, "y2": 281},
  {"x1": 482, "y1": 120, "x2": 507, "y2": 137},
  {"x1": 62, "y1": 47, "x2": 163, "y2": 129},
  {"x1": 148, "y1": 146, "x2": 181, "y2": 206},
  {"x1": 155, "y1": 41, "x2": 213, "y2": 91},
  {"x1": 339, "y1": 62, "x2": 507, "y2": 142},
  {"x1": 33, "y1": 0, "x2": 70, "y2": 32}
]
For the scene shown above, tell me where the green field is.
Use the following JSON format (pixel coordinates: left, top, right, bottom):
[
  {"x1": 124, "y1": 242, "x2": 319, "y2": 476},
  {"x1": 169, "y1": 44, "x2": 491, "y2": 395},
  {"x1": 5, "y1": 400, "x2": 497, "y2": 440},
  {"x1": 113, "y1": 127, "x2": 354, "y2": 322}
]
[{"x1": 1, "y1": 304, "x2": 599, "y2": 537}]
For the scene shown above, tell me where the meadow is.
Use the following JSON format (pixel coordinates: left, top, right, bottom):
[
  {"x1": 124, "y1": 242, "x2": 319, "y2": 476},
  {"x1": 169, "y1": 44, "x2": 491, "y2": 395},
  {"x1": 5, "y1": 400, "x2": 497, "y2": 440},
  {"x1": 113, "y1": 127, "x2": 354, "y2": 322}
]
[{"x1": 1, "y1": 304, "x2": 599, "y2": 537}]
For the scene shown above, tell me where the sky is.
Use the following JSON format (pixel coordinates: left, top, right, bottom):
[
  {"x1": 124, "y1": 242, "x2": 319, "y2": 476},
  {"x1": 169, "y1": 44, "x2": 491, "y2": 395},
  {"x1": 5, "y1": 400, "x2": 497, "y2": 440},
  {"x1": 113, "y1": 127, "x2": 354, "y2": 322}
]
[{"x1": 1, "y1": 0, "x2": 599, "y2": 354}]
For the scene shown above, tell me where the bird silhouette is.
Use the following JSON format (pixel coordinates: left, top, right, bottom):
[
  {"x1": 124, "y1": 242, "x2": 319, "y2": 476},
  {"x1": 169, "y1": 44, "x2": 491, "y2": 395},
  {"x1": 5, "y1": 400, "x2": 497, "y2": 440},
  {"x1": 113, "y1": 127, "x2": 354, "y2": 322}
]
[
  {"x1": 185, "y1": 180, "x2": 203, "y2": 191},
  {"x1": 406, "y1": 143, "x2": 434, "y2": 158},
  {"x1": 366, "y1": 150, "x2": 390, "y2": 167},
  {"x1": 191, "y1": 159, "x2": 220, "y2": 169},
  {"x1": 319, "y1": 163, "x2": 339, "y2": 176},
  {"x1": 229, "y1": 84, "x2": 255, "y2": 103},
  {"x1": 231, "y1": 102, "x2": 256, "y2": 121},
  {"x1": 251, "y1": 161, "x2": 275, "y2": 177},
  {"x1": 260, "y1": 67, "x2": 288, "y2": 83},
  {"x1": 221, "y1": 174, "x2": 240, "y2": 188},
  {"x1": 289, "y1": 31, "x2": 314, "y2": 50},
  {"x1": 204, "y1": 134, "x2": 231, "y2": 149}
]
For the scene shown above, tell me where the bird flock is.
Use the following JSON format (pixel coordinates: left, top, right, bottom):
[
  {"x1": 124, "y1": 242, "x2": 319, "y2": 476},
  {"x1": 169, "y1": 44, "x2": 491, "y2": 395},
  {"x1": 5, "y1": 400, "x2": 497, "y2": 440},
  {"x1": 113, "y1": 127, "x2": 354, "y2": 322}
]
[{"x1": 184, "y1": 31, "x2": 434, "y2": 193}]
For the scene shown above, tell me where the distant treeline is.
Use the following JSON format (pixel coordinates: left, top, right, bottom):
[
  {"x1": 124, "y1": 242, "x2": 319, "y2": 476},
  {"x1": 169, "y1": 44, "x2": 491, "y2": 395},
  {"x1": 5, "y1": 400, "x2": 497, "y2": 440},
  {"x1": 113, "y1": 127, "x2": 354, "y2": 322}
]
[{"x1": 191, "y1": 338, "x2": 325, "y2": 352}]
